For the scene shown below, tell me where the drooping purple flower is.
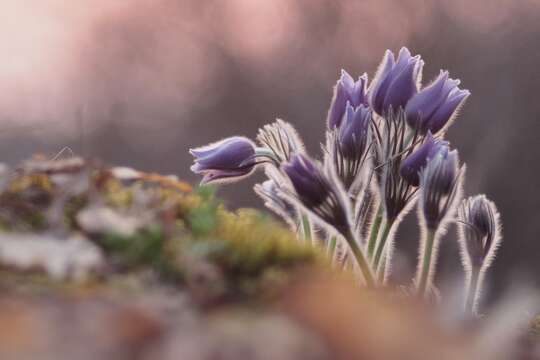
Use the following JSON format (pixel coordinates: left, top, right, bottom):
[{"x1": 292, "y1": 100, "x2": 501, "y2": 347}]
[
  {"x1": 457, "y1": 195, "x2": 501, "y2": 269},
  {"x1": 419, "y1": 147, "x2": 463, "y2": 229},
  {"x1": 370, "y1": 47, "x2": 424, "y2": 116},
  {"x1": 405, "y1": 70, "x2": 470, "y2": 134},
  {"x1": 282, "y1": 154, "x2": 350, "y2": 234},
  {"x1": 283, "y1": 154, "x2": 375, "y2": 286},
  {"x1": 400, "y1": 132, "x2": 449, "y2": 186},
  {"x1": 190, "y1": 136, "x2": 257, "y2": 184},
  {"x1": 327, "y1": 70, "x2": 368, "y2": 129}
]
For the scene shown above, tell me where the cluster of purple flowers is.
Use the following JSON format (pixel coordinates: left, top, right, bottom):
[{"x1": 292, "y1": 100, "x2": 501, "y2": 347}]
[{"x1": 190, "y1": 47, "x2": 501, "y2": 313}]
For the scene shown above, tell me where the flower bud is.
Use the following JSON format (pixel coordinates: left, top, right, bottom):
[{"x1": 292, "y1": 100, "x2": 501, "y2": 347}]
[
  {"x1": 190, "y1": 136, "x2": 257, "y2": 184},
  {"x1": 327, "y1": 70, "x2": 368, "y2": 129},
  {"x1": 457, "y1": 195, "x2": 501, "y2": 269},
  {"x1": 330, "y1": 103, "x2": 372, "y2": 190},
  {"x1": 338, "y1": 104, "x2": 372, "y2": 160},
  {"x1": 370, "y1": 47, "x2": 423, "y2": 116},
  {"x1": 400, "y1": 132, "x2": 449, "y2": 187},
  {"x1": 405, "y1": 70, "x2": 470, "y2": 134},
  {"x1": 419, "y1": 148, "x2": 463, "y2": 229},
  {"x1": 282, "y1": 154, "x2": 350, "y2": 234}
]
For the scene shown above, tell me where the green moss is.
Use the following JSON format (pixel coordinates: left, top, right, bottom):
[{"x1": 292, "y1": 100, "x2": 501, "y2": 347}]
[
  {"x1": 63, "y1": 194, "x2": 88, "y2": 230},
  {"x1": 0, "y1": 192, "x2": 48, "y2": 231},
  {"x1": 0, "y1": 162, "x2": 320, "y2": 303},
  {"x1": 102, "y1": 179, "x2": 134, "y2": 208}
]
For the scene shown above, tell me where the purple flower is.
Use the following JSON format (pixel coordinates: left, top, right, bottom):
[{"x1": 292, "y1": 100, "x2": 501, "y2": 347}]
[
  {"x1": 458, "y1": 195, "x2": 501, "y2": 269},
  {"x1": 419, "y1": 147, "x2": 462, "y2": 229},
  {"x1": 282, "y1": 154, "x2": 350, "y2": 234},
  {"x1": 327, "y1": 70, "x2": 368, "y2": 129},
  {"x1": 405, "y1": 71, "x2": 470, "y2": 134},
  {"x1": 329, "y1": 103, "x2": 372, "y2": 190},
  {"x1": 370, "y1": 47, "x2": 424, "y2": 116},
  {"x1": 400, "y1": 133, "x2": 449, "y2": 187},
  {"x1": 190, "y1": 136, "x2": 257, "y2": 184},
  {"x1": 338, "y1": 103, "x2": 371, "y2": 160}
]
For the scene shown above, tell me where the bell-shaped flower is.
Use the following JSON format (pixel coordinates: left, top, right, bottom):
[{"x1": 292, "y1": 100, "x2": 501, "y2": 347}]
[
  {"x1": 330, "y1": 103, "x2": 372, "y2": 190},
  {"x1": 419, "y1": 147, "x2": 463, "y2": 229},
  {"x1": 400, "y1": 132, "x2": 449, "y2": 186},
  {"x1": 282, "y1": 154, "x2": 375, "y2": 286},
  {"x1": 370, "y1": 47, "x2": 424, "y2": 116},
  {"x1": 338, "y1": 104, "x2": 372, "y2": 160},
  {"x1": 282, "y1": 154, "x2": 351, "y2": 235},
  {"x1": 457, "y1": 195, "x2": 501, "y2": 269},
  {"x1": 190, "y1": 136, "x2": 258, "y2": 184},
  {"x1": 327, "y1": 70, "x2": 368, "y2": 129},
  {"x1": 405, "y1": 70, "x2": 470, "y2": 134}
]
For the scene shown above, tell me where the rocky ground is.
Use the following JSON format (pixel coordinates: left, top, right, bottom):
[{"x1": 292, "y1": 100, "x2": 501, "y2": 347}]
[{"x1": 0, "y1": 155, "x2": 538, "y2": 360}]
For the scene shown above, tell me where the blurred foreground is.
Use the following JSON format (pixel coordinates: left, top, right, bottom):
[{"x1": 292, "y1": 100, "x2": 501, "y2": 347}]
[{"x1": 0, "y1": 156, "x2": 538, "y2": 359}]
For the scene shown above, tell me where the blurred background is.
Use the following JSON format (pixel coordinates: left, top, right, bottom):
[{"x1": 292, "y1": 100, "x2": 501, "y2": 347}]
[{"x1": 0, "y1": 0, "x2": 538, "y2": 303}]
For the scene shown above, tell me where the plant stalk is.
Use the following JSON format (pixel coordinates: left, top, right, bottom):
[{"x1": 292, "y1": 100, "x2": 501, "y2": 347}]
[
  {"x1": 301, "y1": 214, "x2": 312, "y2": 244},
  {"x1": 343, "y1": 228, "x2": 375, "y2": 288},
  {"x1": 327, "y1": 235, "x2": 337, "y2": 256},
  {"x1": 372, "y1": 219, "x2": 393, "y2": 271},
  {"x1": 367, "y1": 206, "x2": 383, "y2": 259},
  {"x1": 417, "y1": 229, "x2": 436, "y2": 297},
  {"x1": 465, "y1": 267, "x2": 481, "y2": 315}
]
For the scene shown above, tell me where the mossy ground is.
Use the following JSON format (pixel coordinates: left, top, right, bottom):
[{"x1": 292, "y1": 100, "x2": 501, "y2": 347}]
[{"x1": 0, "y1": 158, "x2": 320, "y2": 305}]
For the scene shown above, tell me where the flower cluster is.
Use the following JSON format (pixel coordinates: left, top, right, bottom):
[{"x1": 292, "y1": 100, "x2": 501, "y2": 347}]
[{"x1": 190, "y1": 47, "x2": 501, "y2": 311}]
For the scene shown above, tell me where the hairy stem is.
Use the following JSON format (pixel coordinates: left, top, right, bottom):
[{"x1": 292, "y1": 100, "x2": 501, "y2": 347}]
[
  {"x1": 343, "y1": 228, "x2": 375, "y2": 288},
  {"x1": 301, "y1": 214, "x2": 312, "y2": 244},
  {"x1": 367, "y1": 206, "x2": 383, "y2": 259},
  {"x1": 372, "y1": 219, "x2": 393, "y2": 271},
  {"x1": 327, "y1": 235, "x2": 337, "y2": 256},
  {"x1": 465, "y1": 267, "x2": 481, "y2": 315},
  {"x1": 417, "y1": 229, "x2": 436, "y2": 297}
]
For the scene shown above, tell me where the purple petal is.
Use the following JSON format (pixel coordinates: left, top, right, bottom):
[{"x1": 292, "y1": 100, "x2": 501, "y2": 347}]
[
  {"x1": 370, "y1": 50, "x2": 396, "y2": 114},
  {"x1": 350, "y1": 73, "x2": 368, "y2": 107},
  {"x1": 427, "y1": 89, "x2": 470, "y2": 133},
  {"x1": 200, "y1": 169, "x2": 252, "y2": 184},
  {"x1": 405, "y1": 71, "x2": 448, "y2": 126},
  {"x1": 382, "y1": 60, "x2": 418, "y2": 113},
  {"x1": 400, "y1": 133, "x2": 448, "y2": 186},
  {"x1": 327, "y1": 71, "x2": 354, "y2": 129}
]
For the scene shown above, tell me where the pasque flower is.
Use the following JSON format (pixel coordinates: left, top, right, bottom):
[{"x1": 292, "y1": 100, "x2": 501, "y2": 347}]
[
  {"x1": 370, "y1": 47, "x2": 423, "y2": 116},
  {"x1": 188, "y1": 47, "x2": 502, "y2": 302},
  {"x1": 327, "y1": 70, "x2": 368, "y2": 129},
  {"x1": 416, "y1": 147, "x2": 464, "y2": 297},
  {"x1": 457, "y1": 195, "x2": 502, "y2": 314},
  {"x1": 282, "y1": 154, "x2": 375, "y2": 286},
  {"x1": 330, "y1": 103, "x2": 372, "y2": 190},
  {"x1": 282, "y1": 154, "x2": 350, "y2": 234},
  {"x1": 400, "y1": 132, "x2": 449, "y2": 187},
  {"x1": 458, "y1": 195, "x2": 501, "y2": 269},
  {"x1": 338, "y1": 104, "x2": 371, "y2": 160},
  {"x1": 190, "y1": 136, "x2": 258, "y2": 184},
  {"x1": 405, "y1": 71, "x2": 470, "y2": 134},
  {"x1": 419, "y1": 147, "x2": 462, "y2": 230}
]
